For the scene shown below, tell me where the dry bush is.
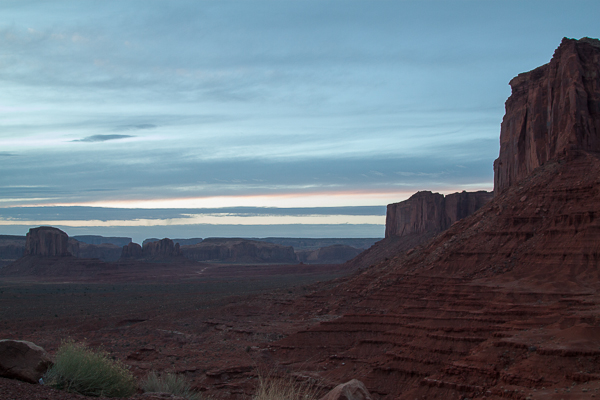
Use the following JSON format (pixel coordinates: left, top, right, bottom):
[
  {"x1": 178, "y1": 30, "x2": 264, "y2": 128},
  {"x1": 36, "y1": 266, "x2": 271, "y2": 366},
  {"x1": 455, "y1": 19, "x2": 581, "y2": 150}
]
[
  {"x1": 253, "y1": 372, "x2": 320, "y2": 400},
  {"x1": 142, "y1": 371, "x2": 202, "y2": 400},
  {"x1": 43, "y1": 341, "x2": 136, "y2": 397}
]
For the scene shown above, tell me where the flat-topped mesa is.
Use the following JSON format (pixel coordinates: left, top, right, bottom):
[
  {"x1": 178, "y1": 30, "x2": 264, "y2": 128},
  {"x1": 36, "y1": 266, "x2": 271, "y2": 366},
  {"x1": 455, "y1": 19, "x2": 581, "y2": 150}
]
[
  {"x1": 24, "y1": 226, "x2": 70, "y2": 257},
  {"x1": 494, "y1": 37, "x2": 600, "y2": 194},
  {"x1": 385, "y1": 190, "x2": 492, "y2": 238}
]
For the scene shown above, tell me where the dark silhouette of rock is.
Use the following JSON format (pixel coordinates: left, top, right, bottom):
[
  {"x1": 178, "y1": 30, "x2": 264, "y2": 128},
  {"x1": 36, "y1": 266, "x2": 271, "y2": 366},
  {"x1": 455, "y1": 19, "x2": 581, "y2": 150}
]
[
  {"x1": 0, "y1": 340, "x2": 52, "y2": 384},
  {"x1": 494, "y1": 37, "x2": 600, "y2": 194},
  {"x1": 72, "y1": 235, "x2": 131, "y2": 247},
  {"x1": 258, "y1": 238, "x2": 380, "y2": 251},
  {"x1": 121, "y1": 242, "x2": 143, "y2": 259},
  {"x1": 444, "y1": 190, "x2": 493, "y2": 224},
  {"x1": 24, "y1": 226, "x2": 70, "y2": 257},
  {"x1": 120, "y1": 239, "x2": 182, "y2": 261},
  {"x1": 143, "y1": 238, "x2": 203, "y2": 247},
  {"x1": 296, "y1": 244, "x2": 362, "y2": 264},
  {"x1": 385, "y1": 190, "x2": 492, "y2": 238},
  {"x1": 181, "y1": 238, "x2": 297, "y2": 263},
  {"x1": 0, "y1": 235, "x2": 26, "y2": 266},
  {"x1": 68, "y1": 239, "x2": 122, "y2": 262},
  {"x1": 142, "y1": 238, "x2": 181, "y2": 259}
]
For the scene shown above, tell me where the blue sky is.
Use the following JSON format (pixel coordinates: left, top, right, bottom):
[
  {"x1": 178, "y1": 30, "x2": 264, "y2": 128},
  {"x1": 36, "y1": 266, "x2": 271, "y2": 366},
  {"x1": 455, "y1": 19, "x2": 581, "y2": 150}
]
[{"x1": 1, "y1": 1, "x2": 599, "y2": 243}]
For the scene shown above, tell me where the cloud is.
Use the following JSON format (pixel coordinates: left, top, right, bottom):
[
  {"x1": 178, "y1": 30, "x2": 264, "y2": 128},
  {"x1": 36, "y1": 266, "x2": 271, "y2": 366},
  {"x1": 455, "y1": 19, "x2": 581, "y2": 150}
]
[
  {"x1": 71, "y1": 134, "x2": 134, "y2": 143},
  {"x1": 113, "y1": 124, "x2": 157, "y2": 131}
]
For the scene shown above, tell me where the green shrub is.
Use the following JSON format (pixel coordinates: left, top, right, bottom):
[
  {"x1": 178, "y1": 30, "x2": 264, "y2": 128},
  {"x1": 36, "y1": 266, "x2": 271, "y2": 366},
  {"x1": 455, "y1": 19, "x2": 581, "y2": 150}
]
[
  {"x1": 43, "y1": 341, "x2": 136, "y2": 398},
  {"x1": 142, "y1": 371, "x2": 202, "y2": 400},
  {"x1": 253, "y1": 373, "x2": 319, "y2": 400}
]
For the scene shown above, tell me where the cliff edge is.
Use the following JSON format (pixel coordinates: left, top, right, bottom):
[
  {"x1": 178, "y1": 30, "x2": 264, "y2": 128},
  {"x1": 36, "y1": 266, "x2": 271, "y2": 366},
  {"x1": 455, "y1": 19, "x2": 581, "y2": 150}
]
[{"x1": 494, "y1": 37, "x2": 600, "y2": 194}]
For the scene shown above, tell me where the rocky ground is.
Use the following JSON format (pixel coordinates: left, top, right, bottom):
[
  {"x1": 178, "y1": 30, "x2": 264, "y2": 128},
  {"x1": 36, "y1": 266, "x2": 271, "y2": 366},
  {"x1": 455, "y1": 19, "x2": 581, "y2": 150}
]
[{"x1": 0, "y1": 262, "x2": 355, "y2": 399}]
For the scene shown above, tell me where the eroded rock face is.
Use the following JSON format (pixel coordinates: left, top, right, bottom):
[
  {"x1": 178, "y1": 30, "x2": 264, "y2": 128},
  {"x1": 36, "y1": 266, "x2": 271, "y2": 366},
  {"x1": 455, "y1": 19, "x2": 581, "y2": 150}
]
[
  {"x1": 24, "y1": 226, "x2": 70, "y2": 257},
  {"x1": 385, "y1": 190, "x2": 492, "y2": 238},
  {"x1": 121, "y1": 242, "x2": 143, "y2": 259},
  {"x1": 142, "y1": 238, "x2": 181, "y2": 259},
  {"x1": 272, "y1": 38, "x2": 600, "y2": 400},
  {"x1": 0, "y1": 340, "x2": 52, "y2": 383},
  {"x1": 494, "y1": 37, "x2": 600, "y2": 194}
]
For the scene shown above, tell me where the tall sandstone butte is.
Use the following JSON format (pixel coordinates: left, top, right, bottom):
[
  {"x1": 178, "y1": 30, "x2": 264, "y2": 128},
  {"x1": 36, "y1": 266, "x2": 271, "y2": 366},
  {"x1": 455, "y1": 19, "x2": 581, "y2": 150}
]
[
  {"x1": 24, "y1": 226, "x2": 70, "y2": 257},
  {"x1": 385, "y1": 190, "x2": 492, "y2": 238},
  {"x1": 494, "y1": 37, "x2": 600, "y2": 194},
  {"x1": 271, "y1": 38, "x2": 600, "y2": 400}
]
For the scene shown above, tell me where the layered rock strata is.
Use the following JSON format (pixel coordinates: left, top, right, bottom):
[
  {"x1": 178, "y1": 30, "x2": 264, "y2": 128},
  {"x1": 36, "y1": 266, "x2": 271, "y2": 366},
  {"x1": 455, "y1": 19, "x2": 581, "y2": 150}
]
[
  {"x1": 494, "y1": 37, "x2": 600, "y2": 194},
  {"x1": 385, "y1": 190, "x2": 492, "y2": 238},
  {"x1": 269, "y1": 37, "x2": 600, "y2": 399}
]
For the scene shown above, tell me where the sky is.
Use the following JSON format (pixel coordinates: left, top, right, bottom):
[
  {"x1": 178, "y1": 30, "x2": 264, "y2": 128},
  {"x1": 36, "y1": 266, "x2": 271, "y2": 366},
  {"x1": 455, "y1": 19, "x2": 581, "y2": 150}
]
[{"x1": 1, "y1": 0, "x2": 599, "y2": 243}]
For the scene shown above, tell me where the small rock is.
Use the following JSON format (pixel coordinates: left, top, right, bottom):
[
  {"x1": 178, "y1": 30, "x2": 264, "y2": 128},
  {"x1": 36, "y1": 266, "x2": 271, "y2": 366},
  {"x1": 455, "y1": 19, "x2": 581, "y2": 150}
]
[{"x1": 319, "y1": 379, "x2": 372, "y2": 400}]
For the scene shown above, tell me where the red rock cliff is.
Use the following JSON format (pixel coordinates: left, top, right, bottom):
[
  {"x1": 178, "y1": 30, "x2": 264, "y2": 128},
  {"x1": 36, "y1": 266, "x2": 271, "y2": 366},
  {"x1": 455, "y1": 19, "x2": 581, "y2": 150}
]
[
  {"x1": 385, "y1": 190, "x2": 492, "y2": 238},
  {"x1": 24, "y1": 226, "x2": 70, "y2": 257},
  {"x1": 494, "y1": 37, "x2": 600, "y2": 194}
]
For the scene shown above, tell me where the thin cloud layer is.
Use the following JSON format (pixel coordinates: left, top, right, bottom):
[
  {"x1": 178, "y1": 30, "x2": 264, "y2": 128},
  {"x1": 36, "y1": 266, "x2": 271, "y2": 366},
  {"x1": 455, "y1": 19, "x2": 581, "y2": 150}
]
[{"x1": 72, "y1": 134, "x2": 135, "y2": 142}]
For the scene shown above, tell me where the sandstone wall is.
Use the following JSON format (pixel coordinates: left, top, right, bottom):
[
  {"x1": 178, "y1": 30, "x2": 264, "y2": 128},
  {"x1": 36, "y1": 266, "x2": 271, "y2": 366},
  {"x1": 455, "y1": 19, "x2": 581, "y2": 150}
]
[
  {"x1": 494, "y1": 37, "x2": 600, "y2": 194},
  {"x1": 24, "y1": 227, "x2": 70, "y2": 257},
  {"x1": 385, "y1": 191, "x2": 492, "y2": 238}
]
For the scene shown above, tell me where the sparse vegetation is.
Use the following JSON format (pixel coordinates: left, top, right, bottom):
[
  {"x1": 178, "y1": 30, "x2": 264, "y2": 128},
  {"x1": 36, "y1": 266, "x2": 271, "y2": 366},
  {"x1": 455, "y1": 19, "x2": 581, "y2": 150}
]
[
  {"x1": 142, "y1": 371, "x2": 202, "y2": 400},
  {"x1": 253, "y1": 373, "x2": 320, "y2": 400},
  {"x1": 43, "y1": 341, "x2": 136, "y2": 398}
]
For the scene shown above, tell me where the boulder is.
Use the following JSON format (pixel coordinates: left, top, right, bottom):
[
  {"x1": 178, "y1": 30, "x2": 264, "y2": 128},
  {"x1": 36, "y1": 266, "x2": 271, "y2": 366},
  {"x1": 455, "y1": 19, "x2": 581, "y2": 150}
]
[
  {"x1": 24, "y1": 226, "x2": 70, "y2": 257},
  {"x1": 319, "y1": 379, "x2": 372, "y2": 400},
  {"x1": 0, "y1": 339, "x2": 52, "y2": 383},
  {"x1": 494, "y1": 37, "x2": 600, "y2": 194}
]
